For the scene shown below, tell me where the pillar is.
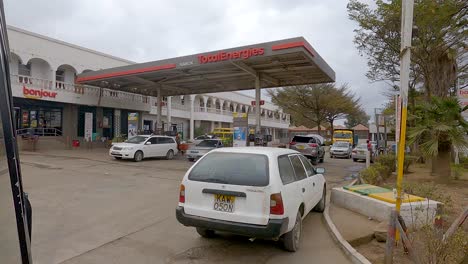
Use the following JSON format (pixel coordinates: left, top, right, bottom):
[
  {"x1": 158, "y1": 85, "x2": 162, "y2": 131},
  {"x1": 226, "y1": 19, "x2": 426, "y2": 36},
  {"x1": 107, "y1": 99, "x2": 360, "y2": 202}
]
[
  {"x1": 203, "y1": 96, "x2": 208, "y2": 112},
  {"x1": 190, "y1": 95, "x2": 195, "y2": 140},
  {"x1": 167, "y1": 96, "x2": 172, "y2": 125},
  {"x1": 255, "y1": 74, "x2": 261, "y2": 133},
  {"x1": 156, "y1": 87, "x2": 162, "y2": 134}
]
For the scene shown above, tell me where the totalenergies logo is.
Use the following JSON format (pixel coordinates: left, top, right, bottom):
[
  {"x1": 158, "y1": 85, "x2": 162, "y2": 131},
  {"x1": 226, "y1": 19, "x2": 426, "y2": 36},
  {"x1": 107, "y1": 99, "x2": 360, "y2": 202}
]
[
  {"x1": 198, "y1": 48, "x2": 265, "y2": 64},
  {"x1": 23, "y1": 86, "x2": 57, "y2": 99}
]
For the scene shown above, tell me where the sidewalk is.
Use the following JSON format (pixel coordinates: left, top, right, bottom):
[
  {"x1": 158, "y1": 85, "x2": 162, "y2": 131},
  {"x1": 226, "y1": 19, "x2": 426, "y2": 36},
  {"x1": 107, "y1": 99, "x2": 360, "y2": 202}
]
[{"x1": 328, "y1": 203, "x2": 381, "y2": 247}]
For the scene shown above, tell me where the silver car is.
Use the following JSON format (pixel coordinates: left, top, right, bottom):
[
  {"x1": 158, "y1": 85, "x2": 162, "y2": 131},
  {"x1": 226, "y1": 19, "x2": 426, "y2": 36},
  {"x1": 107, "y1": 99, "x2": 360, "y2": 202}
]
[
  {"x1": 352, "y1": 144, "x2": 372, "y2": 162},
  {"x1": 330, "y1": 142, "x2": 352, "y2": 159},
  {"x1": 289, "y1": 135, "x2": 325, "y2": 165},
  {"x1": 187, "y1": 139, "x2": 223, "y2": 161}
]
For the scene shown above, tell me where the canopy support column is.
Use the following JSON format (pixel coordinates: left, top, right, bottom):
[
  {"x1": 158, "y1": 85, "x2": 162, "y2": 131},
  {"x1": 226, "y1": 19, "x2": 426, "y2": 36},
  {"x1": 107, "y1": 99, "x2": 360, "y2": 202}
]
[
  {"x1": 255, "y1": 74, "x2": 261, "y2": 133},
  {"x1": 157, "y1": 87, "x2": 162, "y2": 134}
]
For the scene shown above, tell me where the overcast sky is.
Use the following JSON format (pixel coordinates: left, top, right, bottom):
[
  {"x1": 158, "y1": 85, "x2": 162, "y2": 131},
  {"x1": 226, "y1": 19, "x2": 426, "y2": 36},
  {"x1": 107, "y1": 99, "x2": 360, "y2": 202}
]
[{"x1": 4, "y1": 0, "x2": 387, "y2": 120}]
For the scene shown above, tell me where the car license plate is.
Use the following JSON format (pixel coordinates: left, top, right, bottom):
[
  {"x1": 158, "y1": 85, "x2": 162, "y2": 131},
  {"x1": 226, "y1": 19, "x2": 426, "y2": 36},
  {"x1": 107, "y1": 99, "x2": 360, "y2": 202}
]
[
  {"x1": 297, "y1": 145, "x2": 304, "y2": 150},
  {"x1": 359, "y1": 151, "x2": 365, "y2": 154},
  {"x1": 213, "y1": 194, "x2": 235, "y2": 213}
]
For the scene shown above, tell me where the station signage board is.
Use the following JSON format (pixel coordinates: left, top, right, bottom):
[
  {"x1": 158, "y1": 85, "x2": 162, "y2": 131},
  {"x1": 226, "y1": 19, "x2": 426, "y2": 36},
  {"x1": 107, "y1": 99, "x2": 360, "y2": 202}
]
[
  {"x1": 198, "y1": 48, "x2": 264, "y2": 64},
  {"x1": 23, "y1": 86, "x2": 57, "y2": 99}
]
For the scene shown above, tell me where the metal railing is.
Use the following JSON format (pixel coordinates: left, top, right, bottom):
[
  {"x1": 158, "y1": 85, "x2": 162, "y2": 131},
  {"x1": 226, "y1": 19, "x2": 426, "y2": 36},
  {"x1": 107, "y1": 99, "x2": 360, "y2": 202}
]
[{"x1": 16, "y1": 127, "x2": 63, "y2": 137}]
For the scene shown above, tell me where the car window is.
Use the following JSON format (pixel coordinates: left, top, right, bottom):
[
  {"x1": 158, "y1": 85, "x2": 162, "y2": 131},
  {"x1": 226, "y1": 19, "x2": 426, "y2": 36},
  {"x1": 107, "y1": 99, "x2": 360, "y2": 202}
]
[
  {"x1": 292, "y1": 136, "x2": 313, "y2": 143},
  {"x1": 290, "y1": 155, "x2": 307, "y2": 180},
  {"x1": 309, "y1": 138, "x2": 318, "y2": 144},
  {"x1": 299, "y1": 155, "x2": 315, "y2": 176},
  {"x1": 148, "y1": 137, "x2": 158, "y2": 144},
  {"x1": 188, "y1": 153, "x2": 269, "y2": 186},
  {"x1": 157, "y1": 137, "x2": 174, "y2": 144},
  {"x1": 125, "y1": 136, "x2": 148, "y2": 144},
  {"x1": 197, "y1": 140, "x2": 218, "y2": 147},
  {"x1": 278, "y1": 155, "x2": 296, "y2": 184}
]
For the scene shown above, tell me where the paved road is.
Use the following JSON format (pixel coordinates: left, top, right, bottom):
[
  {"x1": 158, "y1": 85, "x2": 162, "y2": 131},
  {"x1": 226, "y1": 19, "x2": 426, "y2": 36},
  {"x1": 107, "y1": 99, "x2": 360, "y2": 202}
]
[{"x1": 19, "y1": 149, "x2": 363, "y2": 264}]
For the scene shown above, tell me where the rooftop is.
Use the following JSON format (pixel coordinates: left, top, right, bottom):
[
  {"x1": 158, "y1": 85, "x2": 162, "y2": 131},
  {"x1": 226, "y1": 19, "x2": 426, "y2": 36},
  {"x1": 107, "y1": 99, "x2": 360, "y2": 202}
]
[{"x1": 77, "y1": 37, "x2": 335, "y2": 97}]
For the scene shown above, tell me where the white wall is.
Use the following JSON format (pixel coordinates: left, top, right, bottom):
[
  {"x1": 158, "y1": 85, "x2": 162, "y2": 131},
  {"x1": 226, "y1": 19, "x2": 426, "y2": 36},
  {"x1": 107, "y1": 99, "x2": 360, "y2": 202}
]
[{"x1": 7, "y1": 26, "x2": 133, "y2": 72}]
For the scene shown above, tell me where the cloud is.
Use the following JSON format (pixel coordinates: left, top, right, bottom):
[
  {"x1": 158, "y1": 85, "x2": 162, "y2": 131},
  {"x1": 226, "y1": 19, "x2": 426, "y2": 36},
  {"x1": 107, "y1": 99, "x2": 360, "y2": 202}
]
[{"x1": 4, "y1": 0, "x2": 389, "y2": 117}]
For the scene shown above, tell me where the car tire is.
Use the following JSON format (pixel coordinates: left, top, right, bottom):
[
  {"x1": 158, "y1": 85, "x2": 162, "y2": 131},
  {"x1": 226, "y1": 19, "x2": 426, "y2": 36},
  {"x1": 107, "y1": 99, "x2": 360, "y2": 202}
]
[
  {"x1": 314, "y1": 187, "x2": 326, "y2": 213},
  {"x1": 196, "y1": 227, "x2": 215, "y2": 238},
  {"x1": 133, "y1": 151, "x2": 143, "y2": 162},
  {"x1": 166, "y1": 150, "x2": 174, "y2": 160},
  {"x1": 353, "y1": 158, "x2": 358, "y2": 162},
  {"x1": 319, "y1": 156, "x2": 324, "y2": 163},
  {"x1": 188, "y1": 158, "x2": 195, "y2": 162},
  {"x1": 330, "y1": 155, "x2": 333, "y2": 159},
  {"x1": 283, "y1": 211, "x2": 302, "y2": 252},
  {"x1": 114, "y1": 157, "x2": 122, "y2": 160}
]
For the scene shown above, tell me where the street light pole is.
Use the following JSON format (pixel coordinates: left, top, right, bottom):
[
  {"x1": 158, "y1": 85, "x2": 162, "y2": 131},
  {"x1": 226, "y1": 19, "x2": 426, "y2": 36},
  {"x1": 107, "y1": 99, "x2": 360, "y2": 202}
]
[
  {"x1": 386, "y1": 1, "x2": 414, "y2": 263},
  {"x1": 395, "y1": 0, "x2": 414, "y2": 227}
]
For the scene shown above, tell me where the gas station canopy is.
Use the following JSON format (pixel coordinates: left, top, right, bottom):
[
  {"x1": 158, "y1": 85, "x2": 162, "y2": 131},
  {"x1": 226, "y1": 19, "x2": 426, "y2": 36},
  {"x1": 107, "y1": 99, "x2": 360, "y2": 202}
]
[{"x1": 76, "y1": 37, "x2": 335, "y2": 96}]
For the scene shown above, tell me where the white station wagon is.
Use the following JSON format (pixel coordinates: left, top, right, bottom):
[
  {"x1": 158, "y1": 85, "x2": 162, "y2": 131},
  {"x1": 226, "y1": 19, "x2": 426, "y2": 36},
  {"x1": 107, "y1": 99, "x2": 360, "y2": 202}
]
[
  {"x1": 109, "y1": 135, "x2": 178, "y2": 161},
  {"x1": 176, "y1": 147, "x2": 326, "y2": 251}
]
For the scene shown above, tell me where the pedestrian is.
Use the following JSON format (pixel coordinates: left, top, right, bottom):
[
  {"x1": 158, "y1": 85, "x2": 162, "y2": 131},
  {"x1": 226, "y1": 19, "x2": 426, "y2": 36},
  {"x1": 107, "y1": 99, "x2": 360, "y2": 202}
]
[{"x1": 175, "y1": 133, "x2": 181, "y2": 151}]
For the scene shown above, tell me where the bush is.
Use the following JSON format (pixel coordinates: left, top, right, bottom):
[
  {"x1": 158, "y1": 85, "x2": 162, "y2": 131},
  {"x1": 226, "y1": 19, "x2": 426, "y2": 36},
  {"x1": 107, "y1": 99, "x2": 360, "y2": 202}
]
[
  {"x1": 451, "y1": 164, "x2": 466, "y2": 180},
  {"x1": 413, "y1": 225, "x2": 468, "y2": 264},
  {"x1": 401, "y1": 182, "x2": 452, "y2": 208},
  {"x1": 360, "y1": 165, "x2": 383, "y2": 185},
  {"x1": 376, "y1": 154, "x2": 396, "y2": 172}
]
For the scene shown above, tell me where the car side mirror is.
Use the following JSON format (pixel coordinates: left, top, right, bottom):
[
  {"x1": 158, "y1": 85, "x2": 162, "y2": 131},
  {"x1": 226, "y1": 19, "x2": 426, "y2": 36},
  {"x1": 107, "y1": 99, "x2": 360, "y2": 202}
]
[
  {"x1": 315, "y1": 167, "x2": 325, "y2": 174},
  {"x1": 145, "y1": 141, "x2": 152, "y2": 145}
]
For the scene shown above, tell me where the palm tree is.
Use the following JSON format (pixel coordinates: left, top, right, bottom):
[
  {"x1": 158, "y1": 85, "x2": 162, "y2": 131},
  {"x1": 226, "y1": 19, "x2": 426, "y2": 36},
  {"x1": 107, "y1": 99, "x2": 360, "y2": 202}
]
[{"x1": 408, "y1": 96, "x2": 468, "y2": 180}]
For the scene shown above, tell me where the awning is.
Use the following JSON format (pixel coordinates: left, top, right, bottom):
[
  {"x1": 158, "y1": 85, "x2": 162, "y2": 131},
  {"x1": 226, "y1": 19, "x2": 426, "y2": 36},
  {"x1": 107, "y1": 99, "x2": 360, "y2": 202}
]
[{"x1": 76, "y1": 37, "x2": 335, "y2": 96}]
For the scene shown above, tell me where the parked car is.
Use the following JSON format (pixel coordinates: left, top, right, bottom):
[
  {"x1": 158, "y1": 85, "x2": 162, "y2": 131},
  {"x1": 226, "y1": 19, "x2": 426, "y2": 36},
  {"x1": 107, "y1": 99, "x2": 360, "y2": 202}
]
[
  {"x1": 289, "y1": 135, "x2": 325, "y2": 165},
  {"x1": 176, "y1": 147, "x2": 326, "y2": 252},
  {"x1": 351, "y1": 144, "x2": 371, "y2": 162},
  {"x1": 193, "y1": 134, "x2": 216, "y2": 145},
  {"x1": 109, "y1": 135, "x2": 178, "y2": 161},
  {"x1": 330, "y1": 142, "x2": 352, "y2": 159},
  {"x1": 187, "y1": 139, "x2": 223, "y2": 161}
]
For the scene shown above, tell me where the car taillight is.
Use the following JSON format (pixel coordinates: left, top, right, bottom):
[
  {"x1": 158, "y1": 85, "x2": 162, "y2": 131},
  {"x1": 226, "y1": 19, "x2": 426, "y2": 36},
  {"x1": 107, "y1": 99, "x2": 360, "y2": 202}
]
[
  {"x1": 352, "y1": 150, "x2": 357, "y2": 153},
  {"x1": 308, "y1": 143, "x2": 318, "y2": 147},
  {"x1": 270, "y1": 193, "x2": 284, "y2": 215},
  {"x1": 289, "y1": 141, "x2": 296, "y2": 145},
  {"x1": 179, "y1": 184, "x2": 185, "y2": 203}
]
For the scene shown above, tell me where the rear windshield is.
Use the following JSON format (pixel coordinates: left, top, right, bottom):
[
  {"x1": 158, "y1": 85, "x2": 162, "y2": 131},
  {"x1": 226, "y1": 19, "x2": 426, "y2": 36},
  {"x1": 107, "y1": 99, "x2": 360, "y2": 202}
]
[
  {"x1": 197, "y1": 140, "x2": 218, "y2": 147},
  {"x1": 188, "y1": 153, "x2": 269, "y2": 186},
  {"x1": 292, "y1": 136, "x2": 315, "y2": 143}
]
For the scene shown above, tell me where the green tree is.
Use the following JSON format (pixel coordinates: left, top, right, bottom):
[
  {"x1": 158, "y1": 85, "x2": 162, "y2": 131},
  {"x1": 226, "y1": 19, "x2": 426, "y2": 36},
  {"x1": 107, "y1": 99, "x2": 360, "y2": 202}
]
[
  {"x1": 345, "y1": 108, "x2": 370, "y2": 128},
  {"x1": 408, "y1": 97, "x2": 468, "y2": 180},
  {"x1": 347, "y1": 0, "x2": 467, "y2": 99},
  {"x1": 268, "y1": 84, "x2": 363, "y2": 133}
]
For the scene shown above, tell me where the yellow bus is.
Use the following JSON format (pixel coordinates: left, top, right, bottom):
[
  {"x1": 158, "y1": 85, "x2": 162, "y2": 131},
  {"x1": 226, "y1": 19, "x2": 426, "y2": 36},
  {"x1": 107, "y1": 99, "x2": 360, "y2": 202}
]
[{"x1": 332, "y1": 129, "x2": 355, "y2": 145}]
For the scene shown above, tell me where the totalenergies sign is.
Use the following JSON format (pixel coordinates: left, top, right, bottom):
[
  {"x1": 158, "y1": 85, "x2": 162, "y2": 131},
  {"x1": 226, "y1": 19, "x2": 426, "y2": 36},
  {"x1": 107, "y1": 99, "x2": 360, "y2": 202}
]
[
  {"x1": 198, "y1": 48, "x2": 265, "y2": 64},
  {"x1": 23, "y1": 86, "x2": 57, "y2": 99}
]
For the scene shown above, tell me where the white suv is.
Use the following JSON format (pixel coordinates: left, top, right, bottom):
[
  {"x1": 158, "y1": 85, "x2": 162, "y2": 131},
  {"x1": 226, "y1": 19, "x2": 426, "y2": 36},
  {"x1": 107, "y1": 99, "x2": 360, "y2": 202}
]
[{"x1": 176, "y1": 147, "x2": 326, "y2": 251}]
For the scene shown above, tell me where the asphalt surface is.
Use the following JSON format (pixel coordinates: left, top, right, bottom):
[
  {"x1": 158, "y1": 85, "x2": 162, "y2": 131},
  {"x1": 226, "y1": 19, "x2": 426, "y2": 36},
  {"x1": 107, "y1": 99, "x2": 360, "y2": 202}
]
[{"x1": 19, "y1": 149, "x2": 364, "y2": 264}]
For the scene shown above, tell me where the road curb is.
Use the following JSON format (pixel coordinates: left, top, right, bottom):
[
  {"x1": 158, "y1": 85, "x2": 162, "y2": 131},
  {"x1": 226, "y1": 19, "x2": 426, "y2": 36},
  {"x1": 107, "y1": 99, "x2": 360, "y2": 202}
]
[{"x1": 323, "y1": 203, "x2": 372, "y2": 264}]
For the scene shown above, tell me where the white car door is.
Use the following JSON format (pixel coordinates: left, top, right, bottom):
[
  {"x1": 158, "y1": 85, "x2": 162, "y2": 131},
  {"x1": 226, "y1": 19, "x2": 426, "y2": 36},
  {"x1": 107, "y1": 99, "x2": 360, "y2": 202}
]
[
  {"x1": 277, "y1": 155, "x2": 303, "y2": 229},
  {"x1": 299, "y1": 155, "x2": 320, "y2": 212},
  {"x1": 141, "y1": 137, "x2": 155, "y2": 157},
  {"x1": 289, "y1": 155, "x2": 311, "y2": 214}
]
